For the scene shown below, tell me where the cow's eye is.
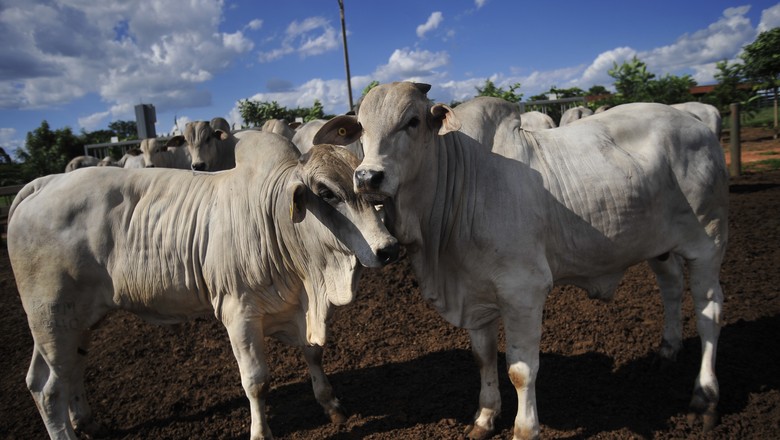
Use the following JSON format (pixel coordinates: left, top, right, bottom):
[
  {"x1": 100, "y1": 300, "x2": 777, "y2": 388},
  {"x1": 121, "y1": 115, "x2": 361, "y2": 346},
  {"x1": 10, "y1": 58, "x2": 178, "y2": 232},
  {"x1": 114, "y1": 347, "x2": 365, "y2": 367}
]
[
  {"x1": 318, "y1": 187, "x2": 339, "y2": 203},
  {"x1": 406, "y1": 117, "x2": 420, "y2": 129}
]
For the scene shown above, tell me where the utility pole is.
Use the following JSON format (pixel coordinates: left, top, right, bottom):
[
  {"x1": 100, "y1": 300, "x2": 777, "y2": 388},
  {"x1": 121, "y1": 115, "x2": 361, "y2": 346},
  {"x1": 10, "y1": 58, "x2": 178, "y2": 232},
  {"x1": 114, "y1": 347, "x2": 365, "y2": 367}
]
[{"x1": 338, "y1": 0, "x2": 354, "y2": 111}]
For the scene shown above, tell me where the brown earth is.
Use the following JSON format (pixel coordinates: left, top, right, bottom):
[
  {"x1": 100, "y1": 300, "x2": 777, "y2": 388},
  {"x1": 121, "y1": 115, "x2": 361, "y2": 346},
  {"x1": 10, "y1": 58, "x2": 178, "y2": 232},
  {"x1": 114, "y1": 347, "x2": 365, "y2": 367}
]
[{"x1": 1, "y1": 128, "x2": 780, "y2": 439}]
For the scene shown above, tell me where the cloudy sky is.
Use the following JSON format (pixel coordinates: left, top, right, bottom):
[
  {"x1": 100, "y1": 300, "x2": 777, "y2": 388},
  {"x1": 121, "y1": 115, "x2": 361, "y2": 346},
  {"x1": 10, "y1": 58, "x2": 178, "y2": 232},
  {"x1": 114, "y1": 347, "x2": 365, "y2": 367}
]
[{"x1": 2, "y1": 0, "x2": 779, "y2": 156}]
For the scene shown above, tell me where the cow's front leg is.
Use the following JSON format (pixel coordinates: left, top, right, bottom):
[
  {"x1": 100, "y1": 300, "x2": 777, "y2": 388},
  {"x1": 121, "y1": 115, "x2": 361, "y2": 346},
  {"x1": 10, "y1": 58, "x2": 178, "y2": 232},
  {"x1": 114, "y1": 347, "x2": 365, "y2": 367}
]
[
  {"x1": 464, "y1": 319, "x2": 500, "y2": 440},
  {"x1": 302, "y1": 344, "x2": 347, "y2": 424},
  {"x1": 223, "y1": 311, "x2": 272, "y2": 440},
  {"x1": 502, "y1": 294, "x2": 546, "y2": 440}
]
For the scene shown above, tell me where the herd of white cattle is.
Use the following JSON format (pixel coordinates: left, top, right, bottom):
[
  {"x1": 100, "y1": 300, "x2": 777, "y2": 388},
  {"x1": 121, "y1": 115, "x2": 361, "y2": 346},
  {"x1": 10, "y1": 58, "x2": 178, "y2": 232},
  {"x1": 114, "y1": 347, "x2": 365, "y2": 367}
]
[{"x1": 9, "y1": 82, "x2": 727, "y2": 440}]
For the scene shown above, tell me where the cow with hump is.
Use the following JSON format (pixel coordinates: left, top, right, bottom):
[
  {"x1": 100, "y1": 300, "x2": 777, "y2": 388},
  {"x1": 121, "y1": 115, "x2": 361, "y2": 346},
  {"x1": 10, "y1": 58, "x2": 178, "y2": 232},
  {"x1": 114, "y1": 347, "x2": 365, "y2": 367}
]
[
  {"x1": 315, "y1": 82, "x2": 728, "y2": 440},
  {"x1": 7, "y1": 131, "x2": 399, "y2": 440}
]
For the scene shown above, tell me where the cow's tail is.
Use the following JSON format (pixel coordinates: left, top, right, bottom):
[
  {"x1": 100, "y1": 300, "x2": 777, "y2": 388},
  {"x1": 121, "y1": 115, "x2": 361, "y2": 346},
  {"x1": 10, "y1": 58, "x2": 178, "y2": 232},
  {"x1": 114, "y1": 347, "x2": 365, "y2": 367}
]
[{"x1": 7, "y1": 175, "x2": 58, "y2": 222}]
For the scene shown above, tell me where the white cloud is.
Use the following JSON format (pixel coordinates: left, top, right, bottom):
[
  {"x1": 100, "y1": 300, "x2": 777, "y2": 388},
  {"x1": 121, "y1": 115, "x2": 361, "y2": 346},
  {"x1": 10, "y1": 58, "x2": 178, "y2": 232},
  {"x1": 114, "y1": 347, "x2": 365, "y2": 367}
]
[
  {"x1": 0, "y1": 127, "x2": 23, "y2": 158},
  {"x1": 259, "y1": 16, "x2": 339, "y2": 62},
  {"x1": 417, "y1": 12, "x2": 443, "y2": 38},
  {"x1": 474, "y1": 0, "x2": 487, "y2": 8},
  {"x1": 0, "y1": 0, "x2": 253, "y2": 116},
  {"x1": 757, "y1": 3, "x2": 780, "y2": 33},
  {"x1": 246, "y1": 19, "x2": 263, "y2": 31},
  {"x1": 78, "y1": 111, "x2": 111, "y2": 132},
  {"x1": 579, "y1": 47, "x2": 637, "y2": 88},
  {"x1": 373, "y1": 48, "x2": 450, "y2": 83},
  {"x1": 223, "y1": 31, "x2": 254, "y2": 53},
  {"x1": 638, "y1": 6, "x2": 754, "y2": 75}
]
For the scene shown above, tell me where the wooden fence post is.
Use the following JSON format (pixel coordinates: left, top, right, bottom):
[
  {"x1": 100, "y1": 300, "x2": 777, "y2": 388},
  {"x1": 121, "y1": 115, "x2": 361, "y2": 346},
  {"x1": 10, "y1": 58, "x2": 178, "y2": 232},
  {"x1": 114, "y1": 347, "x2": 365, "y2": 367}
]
[{"x1": 730, "y1": 103, "x2": 741, "y2": 177}]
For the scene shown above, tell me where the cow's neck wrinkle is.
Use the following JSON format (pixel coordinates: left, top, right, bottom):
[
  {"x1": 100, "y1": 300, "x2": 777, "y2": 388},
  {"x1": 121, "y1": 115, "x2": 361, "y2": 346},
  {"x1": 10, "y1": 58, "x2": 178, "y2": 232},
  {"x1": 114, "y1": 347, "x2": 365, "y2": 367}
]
[{"x1": 397, "y1": 132, "x2": 502, "y2": 329}]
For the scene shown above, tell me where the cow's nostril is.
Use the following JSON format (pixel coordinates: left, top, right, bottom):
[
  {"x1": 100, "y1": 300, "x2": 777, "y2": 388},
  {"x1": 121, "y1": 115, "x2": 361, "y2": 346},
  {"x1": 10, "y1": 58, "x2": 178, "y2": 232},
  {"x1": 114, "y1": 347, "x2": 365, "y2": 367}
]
[
  {"x1": 192, "y1": 163, "x2": 207, "y2": 171},
  {"x1": 355, "y1": 169, "x2": 384, "y2": 190},
  {"x1": 377, "y1": 241, "x2": 400, "y2": 265}
]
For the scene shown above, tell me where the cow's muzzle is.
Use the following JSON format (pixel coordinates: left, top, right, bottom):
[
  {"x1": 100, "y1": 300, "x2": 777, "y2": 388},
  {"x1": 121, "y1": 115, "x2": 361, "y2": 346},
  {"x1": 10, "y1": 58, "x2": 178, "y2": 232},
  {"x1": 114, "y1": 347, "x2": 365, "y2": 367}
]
[
  {"x1": 377, "y1": 240, "x2": 400, "y2": 266},
  {"x1": 355, "y1": 169, "x2": 384, "y2": 192},
  {"x1": 191, "y1": 162, "x2": 207, "y2": 171}
]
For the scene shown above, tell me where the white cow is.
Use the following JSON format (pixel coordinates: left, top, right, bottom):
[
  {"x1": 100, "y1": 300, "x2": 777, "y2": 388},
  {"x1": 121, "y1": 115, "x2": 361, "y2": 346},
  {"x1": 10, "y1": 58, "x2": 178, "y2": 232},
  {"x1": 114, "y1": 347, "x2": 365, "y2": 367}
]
[
  {"x1": 64, "y1": 155, "x2": 100, "y2": 172},
  {"x1": 262, "y1": 118, "x2": 298, "y2": 141},
  {"x1": 7, "y1": 134, "x2": 399, "y2": 440},
  {"x1": 167, "y1": 117, "x2": 239, "y2": 171},
  {"x1": 315, "y1": 82, "x2": 728, "y2": 440},
  {"x1": 293, "y1": 118, "x2": 363, "y2": 159},
  {"x1": 559, "y1": 105, "x2": 594, "y2": 126},
  {"x1": 671, "y1": 102, "x2": 722, "y2": 138},
  {"x1": 520, "y1": 111, "x2": 557, "y2": 130},
  {"x1": 139, "y1": 137, "x2": 192, "y2": 169},
  {"x1": 96, "y1": 148, "x2": 145, "y2": 168},
  {"x1": 121, "y1": 152, "x2": 146, "y2": 169},
  {"x1": 292, "y1": 119, "x2": 328, "y2": 154}
]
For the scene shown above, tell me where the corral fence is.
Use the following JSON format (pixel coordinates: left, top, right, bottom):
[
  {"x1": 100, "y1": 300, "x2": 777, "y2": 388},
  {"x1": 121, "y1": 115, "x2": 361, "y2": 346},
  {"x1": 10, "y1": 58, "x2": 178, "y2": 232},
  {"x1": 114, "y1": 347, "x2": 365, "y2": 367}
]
[
  {"x1": 1, "y1": 183, "x2": 25, "y2": 236},
  {"x1": 83, "y1": 139, "x2": 143, "y2": 159}
]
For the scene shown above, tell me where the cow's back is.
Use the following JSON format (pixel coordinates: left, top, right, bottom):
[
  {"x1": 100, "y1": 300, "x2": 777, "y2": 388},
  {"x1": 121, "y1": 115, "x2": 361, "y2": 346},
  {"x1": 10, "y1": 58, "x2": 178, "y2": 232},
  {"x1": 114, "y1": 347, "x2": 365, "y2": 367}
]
[{"x1": 514, "y1": 103, "x2": 727, "y2": 274}]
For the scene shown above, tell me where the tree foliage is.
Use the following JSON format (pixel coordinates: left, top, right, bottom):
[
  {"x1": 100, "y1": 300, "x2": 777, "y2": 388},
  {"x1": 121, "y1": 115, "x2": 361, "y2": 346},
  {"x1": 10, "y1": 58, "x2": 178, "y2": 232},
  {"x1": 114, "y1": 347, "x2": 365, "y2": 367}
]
[
  {"x1": 648, "y1": 73, "x2": 696, "y2": 104},
  {"x1": 608, "y1": 56, "x2": 656, "y2": 103},
  {"x1": 237, "y1": 99, "x2": 328, "y2": 128},
  {"x1": 708, "y1": 60, "x2": 753, "y2": 112},
  {"x1": 107, "y1": 120, "x2": 138, "y2": 141},
  {"x1": 16, "y1": 121, "x2": 80, "y2": 179},
  {"x1": 475, "y1": 79, "x2": 523, "y2": 103},
  {"x1": 741, "y1": 27, "x2": 780, "y2": 136}
]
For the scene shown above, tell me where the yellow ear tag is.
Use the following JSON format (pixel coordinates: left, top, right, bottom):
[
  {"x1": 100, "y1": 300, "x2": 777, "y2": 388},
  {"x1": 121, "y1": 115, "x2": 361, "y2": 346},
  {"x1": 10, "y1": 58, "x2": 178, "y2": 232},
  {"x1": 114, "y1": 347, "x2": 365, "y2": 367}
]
[
  {"x1": 338, "y1": 127, "x2": 347, "y2": 136},
  {"x1": 289, "y1": 201, "x2": 294, "y2": 221}
]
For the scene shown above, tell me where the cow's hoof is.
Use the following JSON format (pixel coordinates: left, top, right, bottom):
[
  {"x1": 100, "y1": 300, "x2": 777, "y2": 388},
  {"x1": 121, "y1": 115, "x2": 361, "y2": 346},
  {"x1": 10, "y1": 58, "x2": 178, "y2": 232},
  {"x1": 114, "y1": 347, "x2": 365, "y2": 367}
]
[
  {"x1": 463, "y1": 423, "x2": 492, "y2": 440},
  {"x1": 328, "y1": 407, "x2": 348, "y2": 425},
  {"x1": 74, "y1": 420, "x2": 109, "y2": 438},
  {"x1": 688, "y1": 407, "x2": 720, "y2": 433}
]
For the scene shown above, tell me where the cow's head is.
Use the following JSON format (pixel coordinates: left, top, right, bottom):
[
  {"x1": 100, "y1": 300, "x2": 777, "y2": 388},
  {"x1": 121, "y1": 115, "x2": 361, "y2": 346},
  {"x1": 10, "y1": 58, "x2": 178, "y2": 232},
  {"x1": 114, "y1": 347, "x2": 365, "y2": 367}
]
[
  {"x1": 140, "y1": 138, "x2": 167, "y2": 168},
  {"x1": 282, "y1": 143, "x2": 400, "y2": 344},
  {"x1": 314, "y1": 82, "x2": 460, "y2": 201},
  {"x1": 288, "y1": 143, "x2": 399, "y2": 272},
  {"x1": 166, "y1": 119, "x2": 231, "y2": 171}
]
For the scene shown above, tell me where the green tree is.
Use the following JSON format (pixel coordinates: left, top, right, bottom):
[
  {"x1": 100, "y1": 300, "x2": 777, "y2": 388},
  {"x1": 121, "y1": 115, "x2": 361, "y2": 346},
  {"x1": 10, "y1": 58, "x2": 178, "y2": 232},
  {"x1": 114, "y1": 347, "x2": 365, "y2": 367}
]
[
  {"x1": 475, "y1": 79, "x2": 523, "y2": 103},
  {"x1": 741, "y1": 27, "x2": 780, "y2": 138},
  {"x1": 362, "y1": 80, "x2": 380, "y2": 97},
  {"x1": 708, "y1": 60, "x2": 752, "y2": 113},
  {"x1": 608, "y1": 56, "x2": 656, "y2": 103},
  {"x1": 587, "y1": 85, "x2": 610, "y2": 96},
  {"x1": 81, "y1": 129, "x2": 115, "y2": 146},
  {"x1": 16, "y1": 121, "x2": 81, "y2": 179},
  {"x1": 108, "y1": 120, "x2": 138, "y2": 140},
  {"x1": 649, "y1": 73, "x2": 697, "y2": 104}
]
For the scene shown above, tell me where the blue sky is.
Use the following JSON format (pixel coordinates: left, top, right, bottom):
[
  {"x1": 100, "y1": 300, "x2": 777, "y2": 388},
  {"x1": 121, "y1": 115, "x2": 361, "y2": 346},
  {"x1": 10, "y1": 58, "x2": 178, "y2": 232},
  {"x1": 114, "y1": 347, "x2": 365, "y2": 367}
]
[{"x1": 2, "y1": 0, "x2": 779, "y2": 157}]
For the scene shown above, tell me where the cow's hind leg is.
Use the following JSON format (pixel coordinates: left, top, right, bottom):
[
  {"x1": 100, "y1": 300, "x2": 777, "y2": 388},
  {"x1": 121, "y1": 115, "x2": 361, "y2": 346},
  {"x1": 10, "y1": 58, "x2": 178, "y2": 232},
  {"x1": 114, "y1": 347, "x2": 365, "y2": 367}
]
[
  {"x1": 648, "y1": 254, "x2": 685, "y2": 365},
  {"x1": 27, "y1": 335, "x2": 81, "y2": 439},
  {"x1": 302, "y1": 345, "x2": 347, "y2": 424},
  {"x1": 686, "y1": 257, "x2": 723, "y2": 432},
  {"x1": 464, "y1": 318, "x2": 500, "y2": 440},
  {"x1": 68, "y1": 330, "x2": 107, "y2": 437}
]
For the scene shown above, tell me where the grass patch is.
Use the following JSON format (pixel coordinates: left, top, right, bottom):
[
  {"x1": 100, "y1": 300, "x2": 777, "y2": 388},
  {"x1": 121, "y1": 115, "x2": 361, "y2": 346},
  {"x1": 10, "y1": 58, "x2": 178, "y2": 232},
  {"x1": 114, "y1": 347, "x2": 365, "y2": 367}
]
[
  {"x1": 723, "y1": 106, "x2": 778, "y2": 129},
  {"x1": 744, "y1": 158, "x2": 780, "y2": 173}
]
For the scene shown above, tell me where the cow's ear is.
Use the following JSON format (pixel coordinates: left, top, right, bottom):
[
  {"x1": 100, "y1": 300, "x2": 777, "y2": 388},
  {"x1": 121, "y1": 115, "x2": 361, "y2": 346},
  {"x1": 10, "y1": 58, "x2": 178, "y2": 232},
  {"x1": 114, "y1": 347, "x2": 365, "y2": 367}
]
[
  {"x1": 215, "y1": 129, "x2": 230, "y2": 141},
  {"x1": 166, "y1": 135, "x2": 186, "y2": 147},
  {"x1": 314, "y1": 115, "x2": 361, "y2": 146},
  {"x1": 430, "y1": 104, "x2": 461, "y2": 135},
  {"x1": 289, "y1": 181, "x2": 307, "y2": 223},
  {"x1": 413, "y1": 83, "x2": 431, "y2": 94}
]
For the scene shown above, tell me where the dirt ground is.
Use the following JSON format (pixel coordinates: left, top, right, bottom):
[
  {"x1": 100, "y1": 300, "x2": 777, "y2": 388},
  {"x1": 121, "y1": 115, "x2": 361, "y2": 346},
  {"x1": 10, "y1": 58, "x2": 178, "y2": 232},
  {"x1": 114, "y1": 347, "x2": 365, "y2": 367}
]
[{"x1": 1, "y1": 127, "x2": 779, "y2": 439}]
